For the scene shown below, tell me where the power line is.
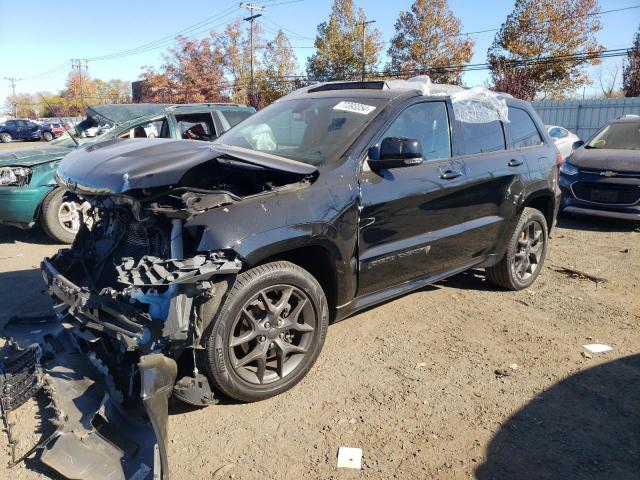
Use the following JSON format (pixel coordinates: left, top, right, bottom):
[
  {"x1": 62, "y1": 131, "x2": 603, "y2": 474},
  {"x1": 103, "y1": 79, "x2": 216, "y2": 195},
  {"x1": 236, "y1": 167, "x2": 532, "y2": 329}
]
[
  {"x1": 87, "y1": 7, "x2": 241, "y2": 61},
  {"x1": 261, "y1": 4, "x2": 640, "y2": 48}
]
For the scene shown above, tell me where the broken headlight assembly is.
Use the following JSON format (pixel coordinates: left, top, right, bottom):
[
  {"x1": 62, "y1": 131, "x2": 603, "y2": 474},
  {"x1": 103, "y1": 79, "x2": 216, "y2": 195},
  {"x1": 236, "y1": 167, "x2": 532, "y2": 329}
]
[{"x1": 0, "y1": 166, "x2": 31, "y2": 186}]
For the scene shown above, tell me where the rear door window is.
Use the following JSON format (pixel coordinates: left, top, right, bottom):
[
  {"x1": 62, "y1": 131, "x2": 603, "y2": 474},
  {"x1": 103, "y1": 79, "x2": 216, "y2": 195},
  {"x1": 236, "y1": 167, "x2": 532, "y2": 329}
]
[
  {"x1": 549, "y1": 127, "x2": 568, "y2": 139},
  {"x1": 459, "y1": 120, "x2": 505, "y2": 155},
  {"x1": 506, "y1": 108, "x2": 543, "y2": 148},
  {"x1": 176, "y1": 113, "x2": 216, "y2": 141}
]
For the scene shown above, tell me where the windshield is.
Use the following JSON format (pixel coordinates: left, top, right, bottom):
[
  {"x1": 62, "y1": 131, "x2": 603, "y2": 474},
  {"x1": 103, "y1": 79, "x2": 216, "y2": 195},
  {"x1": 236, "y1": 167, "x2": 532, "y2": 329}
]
[
  {"x1": 586, "y1": 122, "x2": 640, "y2": 150},
  {"x1": 216, "y1": 97, "x2": 388, "y2": 165}
]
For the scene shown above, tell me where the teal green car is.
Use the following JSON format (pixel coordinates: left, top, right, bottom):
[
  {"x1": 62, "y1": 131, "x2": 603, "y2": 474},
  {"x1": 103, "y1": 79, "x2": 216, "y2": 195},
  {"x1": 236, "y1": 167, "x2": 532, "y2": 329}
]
[{"x1": 0, "y1": 103, "x2": 255, "y2": 242}]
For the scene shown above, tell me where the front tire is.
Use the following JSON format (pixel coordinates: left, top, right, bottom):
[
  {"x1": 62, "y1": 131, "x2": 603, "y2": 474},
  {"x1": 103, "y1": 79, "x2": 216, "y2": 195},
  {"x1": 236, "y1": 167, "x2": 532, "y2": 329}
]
[
  {"x1": 485, "y1": 207, "x2": 548, "y2": 290},
  {"x1": 202, "y1": 261, "x2": 329, "y2": 402},
  {"x1": 40, "y1": 188, "x2": 83, "y2": 244},
  {"x1": 0, "y1": 133, "x2": 11, "y2": 143},
  {"x1": 42, "y1": 131, "x2": 53, "y2": 142}
]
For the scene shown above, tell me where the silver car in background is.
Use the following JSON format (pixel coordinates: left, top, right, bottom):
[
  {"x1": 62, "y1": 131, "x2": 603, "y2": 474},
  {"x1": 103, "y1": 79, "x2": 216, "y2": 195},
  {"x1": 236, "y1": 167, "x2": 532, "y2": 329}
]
[{"x1": 546, "y1": 125, "x2": 581, "y2": 159}]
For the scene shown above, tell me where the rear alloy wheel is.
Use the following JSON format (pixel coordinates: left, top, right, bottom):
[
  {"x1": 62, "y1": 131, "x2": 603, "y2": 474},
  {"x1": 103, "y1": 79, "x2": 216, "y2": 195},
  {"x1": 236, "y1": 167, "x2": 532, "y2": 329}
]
[
  {"x1": 42, "y1": 131, "x2": 53, "y2": 142},
  {"x1": 0, "y1": 133, "x2": 11, "y2": 143},
  {"x1": 486, "y1": 207, "x2": 548, "y2": 290},
  {"x1": 202, "y1": 261, "x2": 328, "y2": 402},
  {"x1": 40, "y1": 188, "x2": 85, "y2": 243}
]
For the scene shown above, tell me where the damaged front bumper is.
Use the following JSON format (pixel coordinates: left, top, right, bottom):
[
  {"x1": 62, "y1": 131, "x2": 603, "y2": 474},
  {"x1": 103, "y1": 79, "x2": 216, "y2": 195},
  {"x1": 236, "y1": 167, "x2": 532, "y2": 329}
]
[
  {"x1": 0, "y1": 251, "x2": 240, "y2": 479},
  {"x1": 2, "y1": 317, "x2": 176, "y2": 480}
]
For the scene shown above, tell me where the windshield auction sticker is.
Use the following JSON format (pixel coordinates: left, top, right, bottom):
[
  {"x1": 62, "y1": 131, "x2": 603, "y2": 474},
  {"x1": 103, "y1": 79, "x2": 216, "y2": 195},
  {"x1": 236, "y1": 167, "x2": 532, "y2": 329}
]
[{"x1": 333, "y1": 101, "x2": 376, "y2": 115}]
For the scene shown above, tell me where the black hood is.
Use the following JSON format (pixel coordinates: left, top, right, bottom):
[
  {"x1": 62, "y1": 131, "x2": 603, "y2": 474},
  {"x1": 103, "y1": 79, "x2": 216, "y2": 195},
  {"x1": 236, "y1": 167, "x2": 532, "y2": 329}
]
[
  {"x1": 56, "y1": 138, "x2": 317, "y2": 194},
  {"x1": 568, "y1": 147, "x2": 640, "y2": 173}
]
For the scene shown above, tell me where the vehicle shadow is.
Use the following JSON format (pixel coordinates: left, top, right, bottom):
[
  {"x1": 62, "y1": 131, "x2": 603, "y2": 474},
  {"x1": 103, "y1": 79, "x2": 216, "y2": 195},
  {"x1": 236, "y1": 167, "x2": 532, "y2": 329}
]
[
  {"x1": 0, "y1": 268, "x2": 55, "y2": 332},
  {"x1": 475, "y1": 354, "x2": 640, "y2": 480},
  {"x1": 556, "y1": 214, "x2": 640, "y2": 233},
  {"x1": 435, "y1": 269, "x2": 499, "y2": 292},
  {"x1": 0, "y1": 225, "x2": 61, "y2": 246}
]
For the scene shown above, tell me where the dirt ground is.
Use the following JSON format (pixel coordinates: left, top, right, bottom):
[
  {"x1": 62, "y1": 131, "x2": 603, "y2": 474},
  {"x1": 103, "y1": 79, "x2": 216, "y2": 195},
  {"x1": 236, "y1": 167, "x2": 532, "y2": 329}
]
[{"x1": 0, "y1": 176, "x2": 638, "y2": 479}]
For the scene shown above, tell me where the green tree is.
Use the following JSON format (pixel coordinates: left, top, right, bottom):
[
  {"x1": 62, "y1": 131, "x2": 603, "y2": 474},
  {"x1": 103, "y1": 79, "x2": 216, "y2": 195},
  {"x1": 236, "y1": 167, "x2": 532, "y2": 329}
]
[
  {"x1": 211, "y1": 19, "x2": 266, "y2": 105},
  {"x1": 306, "y1": 0, "x2": 383, "y2": 81},
  {"x1": 257, "y1": 30, "x2": 299, "y2": 105},
  {"x1": 387, "y1": 0, "x2": 474, "y2": 84},
  {"x1": 623, "y1": 26, "x2": 640, "y2": 97},
  {"x1": 488, "y1": 0, "x2": 603, "y2": 99}
]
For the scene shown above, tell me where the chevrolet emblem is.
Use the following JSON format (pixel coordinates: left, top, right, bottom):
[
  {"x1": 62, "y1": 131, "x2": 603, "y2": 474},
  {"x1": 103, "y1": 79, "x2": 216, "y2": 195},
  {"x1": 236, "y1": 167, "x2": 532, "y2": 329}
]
[{"x1": 600, "y1": 170, "x2": 617, "y2": 177}]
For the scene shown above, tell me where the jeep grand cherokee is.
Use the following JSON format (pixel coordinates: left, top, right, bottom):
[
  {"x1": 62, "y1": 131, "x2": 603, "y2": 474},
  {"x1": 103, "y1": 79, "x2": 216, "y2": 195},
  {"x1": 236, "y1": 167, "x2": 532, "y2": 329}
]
[{"x1": 3, "y1": 78, "x2": 560, "y2": 479}]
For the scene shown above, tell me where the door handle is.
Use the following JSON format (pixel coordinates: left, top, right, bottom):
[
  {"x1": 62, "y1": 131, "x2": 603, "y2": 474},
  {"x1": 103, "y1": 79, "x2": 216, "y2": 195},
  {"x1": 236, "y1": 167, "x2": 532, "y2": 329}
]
[
  {"x1": 440, "y1": 170, "x2": 462, "y2": 180},
  {"x1": 508, "y1": 158, "x2": 524, "y2": 167}
]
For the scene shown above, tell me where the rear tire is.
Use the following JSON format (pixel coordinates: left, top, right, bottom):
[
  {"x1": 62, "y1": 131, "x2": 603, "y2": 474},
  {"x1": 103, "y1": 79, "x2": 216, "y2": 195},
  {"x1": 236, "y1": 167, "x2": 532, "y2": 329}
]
[
  {"x1": 40, "y1": 188, "x2": 82, "y2": 244},
  {"x1": 201, "y1": 261, "x2": 329, "y2": 402},
  {"x1": 0, "y1": 133, "x2": 11, "y2": 143},
  {"x1": 486, "y1": 207, "x2": 548, "y2": 290}
]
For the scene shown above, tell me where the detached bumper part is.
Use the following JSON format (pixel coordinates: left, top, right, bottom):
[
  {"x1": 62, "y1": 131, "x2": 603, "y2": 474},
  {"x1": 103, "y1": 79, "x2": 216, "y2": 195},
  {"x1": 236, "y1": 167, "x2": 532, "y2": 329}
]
[
  {"x1": 139, "y1": 354, "x2": 178, "y2": 480},
  {"x1": 1, "y1": 317, "x2": 177, "y2": 480}
]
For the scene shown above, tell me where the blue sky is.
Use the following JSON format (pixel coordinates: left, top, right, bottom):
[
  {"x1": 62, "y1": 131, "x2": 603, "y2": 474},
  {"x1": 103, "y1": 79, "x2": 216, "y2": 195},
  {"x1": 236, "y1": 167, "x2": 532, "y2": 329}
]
[{"x1": 0, "y1": 0, "x2": 638, "y2": 105}]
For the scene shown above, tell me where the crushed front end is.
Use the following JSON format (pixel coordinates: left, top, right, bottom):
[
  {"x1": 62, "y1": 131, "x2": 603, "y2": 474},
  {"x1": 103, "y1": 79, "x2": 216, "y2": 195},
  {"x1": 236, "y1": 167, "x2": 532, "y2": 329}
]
[
  {"x1": 33, "y1": 196, "x2": 240, "y2": 479},
  {"x1": 0, "y1": 139, "x2": 316, "y2": 479}
]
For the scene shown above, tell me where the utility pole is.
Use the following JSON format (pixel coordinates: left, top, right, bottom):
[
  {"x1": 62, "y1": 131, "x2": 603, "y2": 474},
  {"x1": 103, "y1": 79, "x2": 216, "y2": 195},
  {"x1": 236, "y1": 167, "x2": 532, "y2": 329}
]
[
  {"x1": 358, "y1": 20, "x2": 376, "y2": 81},
  {"x1": 240, "y1": 2, "x2": 265, "y2": 93},
  {"x1": 71, "y1": 59, "x2": 88, "y2": 112},
  {"x1": 4, "y1": 77, "x2": 18, "y2": 118}
]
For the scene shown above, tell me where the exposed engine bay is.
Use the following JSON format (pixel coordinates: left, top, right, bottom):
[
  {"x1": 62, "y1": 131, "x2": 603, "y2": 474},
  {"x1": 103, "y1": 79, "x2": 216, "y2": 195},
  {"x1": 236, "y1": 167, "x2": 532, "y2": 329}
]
[{"x1": 1, "y1": 140, "x2": 317, "y2": 480}]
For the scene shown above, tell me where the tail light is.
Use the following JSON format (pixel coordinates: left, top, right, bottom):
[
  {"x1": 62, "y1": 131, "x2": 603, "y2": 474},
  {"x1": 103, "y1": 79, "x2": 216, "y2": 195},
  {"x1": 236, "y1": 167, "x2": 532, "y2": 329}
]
[{"x1": 555, "y1": 151, "x2": 563, "y2": 168}]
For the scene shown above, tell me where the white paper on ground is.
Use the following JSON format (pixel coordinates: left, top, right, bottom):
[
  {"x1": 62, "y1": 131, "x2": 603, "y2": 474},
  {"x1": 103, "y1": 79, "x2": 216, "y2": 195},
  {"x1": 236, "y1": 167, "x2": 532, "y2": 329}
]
[
  {"x1": 583, "y1": 344, "x2": 613, "y2": 353},
  {"x1": 337, "y1": 447, "x2": 363, "y2": 469}
]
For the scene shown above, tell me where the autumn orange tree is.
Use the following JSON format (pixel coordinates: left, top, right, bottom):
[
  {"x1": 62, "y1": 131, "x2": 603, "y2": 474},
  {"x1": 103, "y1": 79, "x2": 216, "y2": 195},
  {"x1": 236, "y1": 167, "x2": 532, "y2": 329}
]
[
  {"x1": 488, "y1": 0, "x2": 603, "y2": 100},
  {"x1": 306, "y1": 0, "x2": 383, "y2": 80},
  {"x1": 386, "y1": 0, "x2": 474, "y2": 84},
  {"x1": 139, "y1": 35, "x2": 229, "y2": 103},
  {"x1": 623, "y1": 26, "x2": 640, "y2": 97}
]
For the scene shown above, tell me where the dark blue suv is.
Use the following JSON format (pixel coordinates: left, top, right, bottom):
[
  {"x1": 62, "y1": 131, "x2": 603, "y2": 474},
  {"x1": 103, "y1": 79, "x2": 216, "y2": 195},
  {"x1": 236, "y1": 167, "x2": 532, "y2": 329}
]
[{"x1": 0, "y1": 119, "x2": 55, "y2": 142}]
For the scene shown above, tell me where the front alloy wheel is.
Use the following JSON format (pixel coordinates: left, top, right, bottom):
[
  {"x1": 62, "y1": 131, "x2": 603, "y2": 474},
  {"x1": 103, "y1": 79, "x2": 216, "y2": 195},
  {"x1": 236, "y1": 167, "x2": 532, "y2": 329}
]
[
  {"x1": 229, "y1": 285, "x2": 316, "y2": 385},
  {"x1": 202, "y1": 261, "x2": 328, "y2": 402}
]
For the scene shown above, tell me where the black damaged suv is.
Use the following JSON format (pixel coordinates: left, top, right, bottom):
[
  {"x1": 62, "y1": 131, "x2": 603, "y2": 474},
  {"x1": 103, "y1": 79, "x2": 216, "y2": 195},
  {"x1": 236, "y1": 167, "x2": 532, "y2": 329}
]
[{"x1": 35, "y1": 79, "x2": 559, "y2": 478}]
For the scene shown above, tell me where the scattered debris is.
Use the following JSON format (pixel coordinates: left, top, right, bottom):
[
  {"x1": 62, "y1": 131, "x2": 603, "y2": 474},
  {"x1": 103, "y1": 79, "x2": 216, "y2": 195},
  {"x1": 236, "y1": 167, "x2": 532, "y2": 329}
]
[
  {"x1": 494, "y1": 369, "x2": 513, "y2": 378},
  {"x1": 415, "y1": 362, "x2": 426, "y2": 369},
  {"x1": 509, "y1": 363, "x2": 520, "y2": 371},
  {"x1": 581, "y1": 351, "x2": 593, "y2": 359},
  {"x1": 0, "y1": 253, "x2": 23, "y2": 260},
  {"x1": 212, "y1": 463, "x2": 235, "y2": 479},
  {"x1": 583, "y1": 344, "x2": 612, "y2": 354},
  {"x1": 337, "y1": 446, "x2": 363, "y2": 469},
  {"x1": 549, "y1": 264, "x2": 607, "y2": 287}
]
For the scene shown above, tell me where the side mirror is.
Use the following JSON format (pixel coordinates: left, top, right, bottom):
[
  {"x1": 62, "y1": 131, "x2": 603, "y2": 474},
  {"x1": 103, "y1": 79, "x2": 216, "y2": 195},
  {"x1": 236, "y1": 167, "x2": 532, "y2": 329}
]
[
  {"x1": 572, "y1": 140, "x2": 584, "y2": 151},
  {"x1": 368, "y1": 137, "x2": 424, "y2": 170}
]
